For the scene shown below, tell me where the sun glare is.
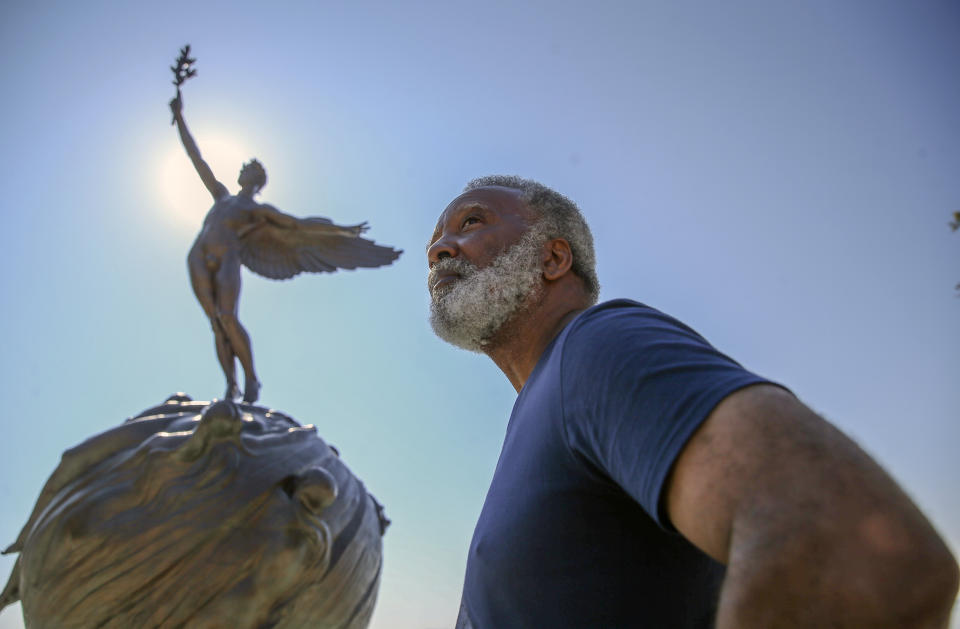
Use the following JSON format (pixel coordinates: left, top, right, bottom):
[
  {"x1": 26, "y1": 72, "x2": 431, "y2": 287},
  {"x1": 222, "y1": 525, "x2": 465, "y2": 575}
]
[{"x1": 158, "y1": 131, "x2": 255, "y2": 230}]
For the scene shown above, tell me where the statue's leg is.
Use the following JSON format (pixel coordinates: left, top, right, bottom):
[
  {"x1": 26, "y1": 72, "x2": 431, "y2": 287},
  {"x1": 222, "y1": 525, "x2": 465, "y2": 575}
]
[
  {"x1": 214, "y1": 257, "x2": 261, "y2": 403},
  {"x1": 213, "y1": 322, "x2": 240, "y2": 400},
  {"x1": 188, "y1": 253, "x2": 239, "y2": 398}
]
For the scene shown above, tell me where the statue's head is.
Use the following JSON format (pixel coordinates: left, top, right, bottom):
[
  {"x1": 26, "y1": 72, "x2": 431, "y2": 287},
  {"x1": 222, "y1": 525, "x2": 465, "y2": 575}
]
[
  {"x1": 238, "y1": 158, "x2": 267, "y2": 192},
  {"x1": 2, "y1": 395, "x2": 387, "y2": 628}
]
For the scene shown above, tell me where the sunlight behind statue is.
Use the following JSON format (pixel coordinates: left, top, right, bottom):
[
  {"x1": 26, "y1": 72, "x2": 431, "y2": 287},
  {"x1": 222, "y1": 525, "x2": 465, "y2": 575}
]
[{"x1": 168, "y1": 46, "x2": 401, "y2": 403}]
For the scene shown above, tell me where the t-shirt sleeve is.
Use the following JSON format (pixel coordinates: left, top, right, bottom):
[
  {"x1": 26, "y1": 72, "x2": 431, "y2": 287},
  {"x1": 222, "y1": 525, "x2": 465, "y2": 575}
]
[{"x1": 560, "y1": 303, "x2": 772, "y2": 530}]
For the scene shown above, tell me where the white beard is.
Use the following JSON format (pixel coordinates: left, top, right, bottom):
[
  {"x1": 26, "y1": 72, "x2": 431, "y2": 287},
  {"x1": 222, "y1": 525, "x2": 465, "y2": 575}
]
[{"x1": 428, "y1": 225, "x2": 547, "y2": 352}]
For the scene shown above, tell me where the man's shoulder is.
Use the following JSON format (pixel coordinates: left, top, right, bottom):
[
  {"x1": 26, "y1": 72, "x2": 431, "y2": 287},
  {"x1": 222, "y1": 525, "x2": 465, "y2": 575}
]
[
  {"x1": 578, "y1": 298, "x2": 654, "y2": 319},
  {"x1": 565, "y1": 299, "x2": 697, "y2": 341},
  {"x1": 554, "y1": 299, "x2": 716, "y2": 377}
]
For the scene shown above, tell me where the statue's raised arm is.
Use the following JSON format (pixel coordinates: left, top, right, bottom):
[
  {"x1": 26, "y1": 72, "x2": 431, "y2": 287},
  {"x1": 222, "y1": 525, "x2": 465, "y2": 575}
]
[
  {"x1": 169, "y1": 47, "x2": 227, "y2": 201},
  {"x1": 170, "y1": 93, "x2": 228, "y2": 201}
]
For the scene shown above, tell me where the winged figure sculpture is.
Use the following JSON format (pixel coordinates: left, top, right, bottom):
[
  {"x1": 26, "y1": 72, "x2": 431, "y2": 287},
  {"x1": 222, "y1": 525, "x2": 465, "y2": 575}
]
[{"x1": 170, "y1": 89, "x2": 401, "y2": 404}]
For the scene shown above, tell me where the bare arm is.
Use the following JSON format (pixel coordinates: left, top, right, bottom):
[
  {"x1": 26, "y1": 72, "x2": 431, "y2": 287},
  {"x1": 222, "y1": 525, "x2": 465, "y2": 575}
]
[
  {"x1": 235, "y1": 204, "x2": 300, "y2": 239},
  {"x1": 247, "y1": 206, "x2": 365, "y2": 233},
  {"x1": 252, "y1": 204, "x2": 299, "y2": 229},
  {"x1": 666, "y1": 384, "x2": 959, "y2": 627},
  {"x1": 170, "y1": 95, "x2": 227, "y2": 201}
]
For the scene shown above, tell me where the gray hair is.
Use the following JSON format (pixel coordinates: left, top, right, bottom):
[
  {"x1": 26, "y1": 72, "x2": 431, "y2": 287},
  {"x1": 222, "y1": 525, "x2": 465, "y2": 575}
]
[{"x1": 464, "y1": 175, "x2": 600, "y2": 304}]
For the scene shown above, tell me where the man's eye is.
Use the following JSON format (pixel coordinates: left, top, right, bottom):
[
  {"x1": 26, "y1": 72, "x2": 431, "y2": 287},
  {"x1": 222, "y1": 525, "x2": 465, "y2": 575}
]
[{"x1": 462, "y1": 216, "x2": 481, "y2": 228}]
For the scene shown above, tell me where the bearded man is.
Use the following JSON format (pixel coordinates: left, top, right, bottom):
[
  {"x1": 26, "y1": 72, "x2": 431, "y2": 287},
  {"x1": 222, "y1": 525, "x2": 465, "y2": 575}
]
[{"x1": 427, "y1": 176, "x2": 959, "y2": 628}]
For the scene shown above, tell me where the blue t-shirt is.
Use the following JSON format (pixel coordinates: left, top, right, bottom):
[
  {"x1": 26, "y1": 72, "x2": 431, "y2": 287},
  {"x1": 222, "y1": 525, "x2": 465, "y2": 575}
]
[{"x1": 456, "y1": 300, "x2": 774, "y2": 628}]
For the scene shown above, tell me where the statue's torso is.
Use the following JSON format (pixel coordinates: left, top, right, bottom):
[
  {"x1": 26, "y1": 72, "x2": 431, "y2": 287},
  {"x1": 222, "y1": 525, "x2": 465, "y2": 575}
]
[{"x1": 190, "y1": 194, "x2": 263, "y2": 263}]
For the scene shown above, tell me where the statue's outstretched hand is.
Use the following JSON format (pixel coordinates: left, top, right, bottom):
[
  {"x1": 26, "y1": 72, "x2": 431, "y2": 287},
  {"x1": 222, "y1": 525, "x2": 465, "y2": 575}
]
[{"x1": 169, "y1": 95, "x2": 183, "y2": 125}]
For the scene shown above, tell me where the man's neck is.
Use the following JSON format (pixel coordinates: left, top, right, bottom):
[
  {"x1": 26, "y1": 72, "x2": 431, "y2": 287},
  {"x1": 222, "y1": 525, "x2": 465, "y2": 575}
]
[{"x1": 485, "y1": 286, "x2": 590, "y2": 393}]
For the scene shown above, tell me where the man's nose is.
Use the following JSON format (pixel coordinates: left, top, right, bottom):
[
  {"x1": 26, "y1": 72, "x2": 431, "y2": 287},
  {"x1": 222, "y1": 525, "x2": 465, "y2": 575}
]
[{"x1": 427, "y1": 235, "x2": 457, "y2": 266}]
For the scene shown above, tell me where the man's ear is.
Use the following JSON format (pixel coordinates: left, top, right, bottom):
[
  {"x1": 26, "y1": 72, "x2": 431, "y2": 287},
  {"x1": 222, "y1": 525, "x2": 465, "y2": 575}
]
[{"x1": 542, "y1": 238, "x2": 574, "y2": 281}]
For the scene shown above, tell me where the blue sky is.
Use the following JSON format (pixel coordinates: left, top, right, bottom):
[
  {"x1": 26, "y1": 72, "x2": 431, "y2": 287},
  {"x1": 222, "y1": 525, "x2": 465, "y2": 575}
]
[{"x1": 1, "y1": 2, "x2": 958, "y2": 627}]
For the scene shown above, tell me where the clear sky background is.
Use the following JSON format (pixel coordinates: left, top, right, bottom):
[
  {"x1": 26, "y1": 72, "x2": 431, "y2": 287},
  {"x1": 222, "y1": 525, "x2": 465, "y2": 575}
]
[{"x1": 1, "y1": 1, "x2": 958, "y2": 627}]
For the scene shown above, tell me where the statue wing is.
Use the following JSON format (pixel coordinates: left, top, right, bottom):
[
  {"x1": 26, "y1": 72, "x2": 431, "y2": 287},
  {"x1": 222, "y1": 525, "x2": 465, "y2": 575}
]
[{"x1": 239, "y1": 218, "x2": 402, "y2": 280}]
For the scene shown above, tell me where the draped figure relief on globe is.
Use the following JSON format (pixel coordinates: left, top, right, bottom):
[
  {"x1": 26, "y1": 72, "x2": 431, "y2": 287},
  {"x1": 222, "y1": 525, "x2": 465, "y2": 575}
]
[
  {"x1": 0, "y1": 394, "x2": 389, "y2": 628},
  {"x1": 169, "y1": 45, "x2": 401, "y2": 403},
  {"x1": 0, "y1": 47, "x2": 393, "y2": 628}
]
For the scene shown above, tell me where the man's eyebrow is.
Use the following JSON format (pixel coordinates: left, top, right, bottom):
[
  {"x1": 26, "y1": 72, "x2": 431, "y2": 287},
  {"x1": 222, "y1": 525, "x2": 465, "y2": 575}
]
[{"x1": 426, "y1": 203, "x2": 494, "y2": 251}]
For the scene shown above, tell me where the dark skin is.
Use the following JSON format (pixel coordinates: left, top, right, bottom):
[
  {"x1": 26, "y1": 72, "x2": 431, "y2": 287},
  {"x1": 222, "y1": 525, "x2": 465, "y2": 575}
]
[
  {"x1": 171, "y1": 95, "x2": 296, "y2": 403},
  {"x1": 428, "y1": 186, "x2": 960, "y2": 627},
  {"x1": 428, "y1": 186, "x2": 589, "y2": 389}
]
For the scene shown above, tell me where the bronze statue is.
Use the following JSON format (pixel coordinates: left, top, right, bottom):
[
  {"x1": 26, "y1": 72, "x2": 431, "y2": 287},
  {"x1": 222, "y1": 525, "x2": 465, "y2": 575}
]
[
  {"x1": 169, "y1": 46, "x2": 401, "y2": 403},
  {"x1": 0, "y1": 394, "x2": 388, "y2": 628}
]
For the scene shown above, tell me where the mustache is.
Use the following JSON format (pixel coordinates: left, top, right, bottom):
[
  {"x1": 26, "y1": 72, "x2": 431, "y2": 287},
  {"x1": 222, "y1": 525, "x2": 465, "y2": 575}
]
[{"x1": 427, "y1": 257, "x2": 477, "y2": 293}]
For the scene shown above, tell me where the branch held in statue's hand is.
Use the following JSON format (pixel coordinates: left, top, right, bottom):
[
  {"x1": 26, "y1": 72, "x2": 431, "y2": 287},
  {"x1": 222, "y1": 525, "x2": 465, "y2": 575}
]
[
  {"x1": 169, "y1": 45, "x2": 196, "y2": 125},
  {"x1": 171, "y1": 44, "x2": 197, "y2": 89}
]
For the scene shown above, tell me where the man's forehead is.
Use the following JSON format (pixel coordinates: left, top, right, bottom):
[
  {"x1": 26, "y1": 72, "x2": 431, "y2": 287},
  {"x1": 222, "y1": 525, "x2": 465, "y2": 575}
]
[{"x1": 435, "y1": 186, "x2": 527, "y2": 226}]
